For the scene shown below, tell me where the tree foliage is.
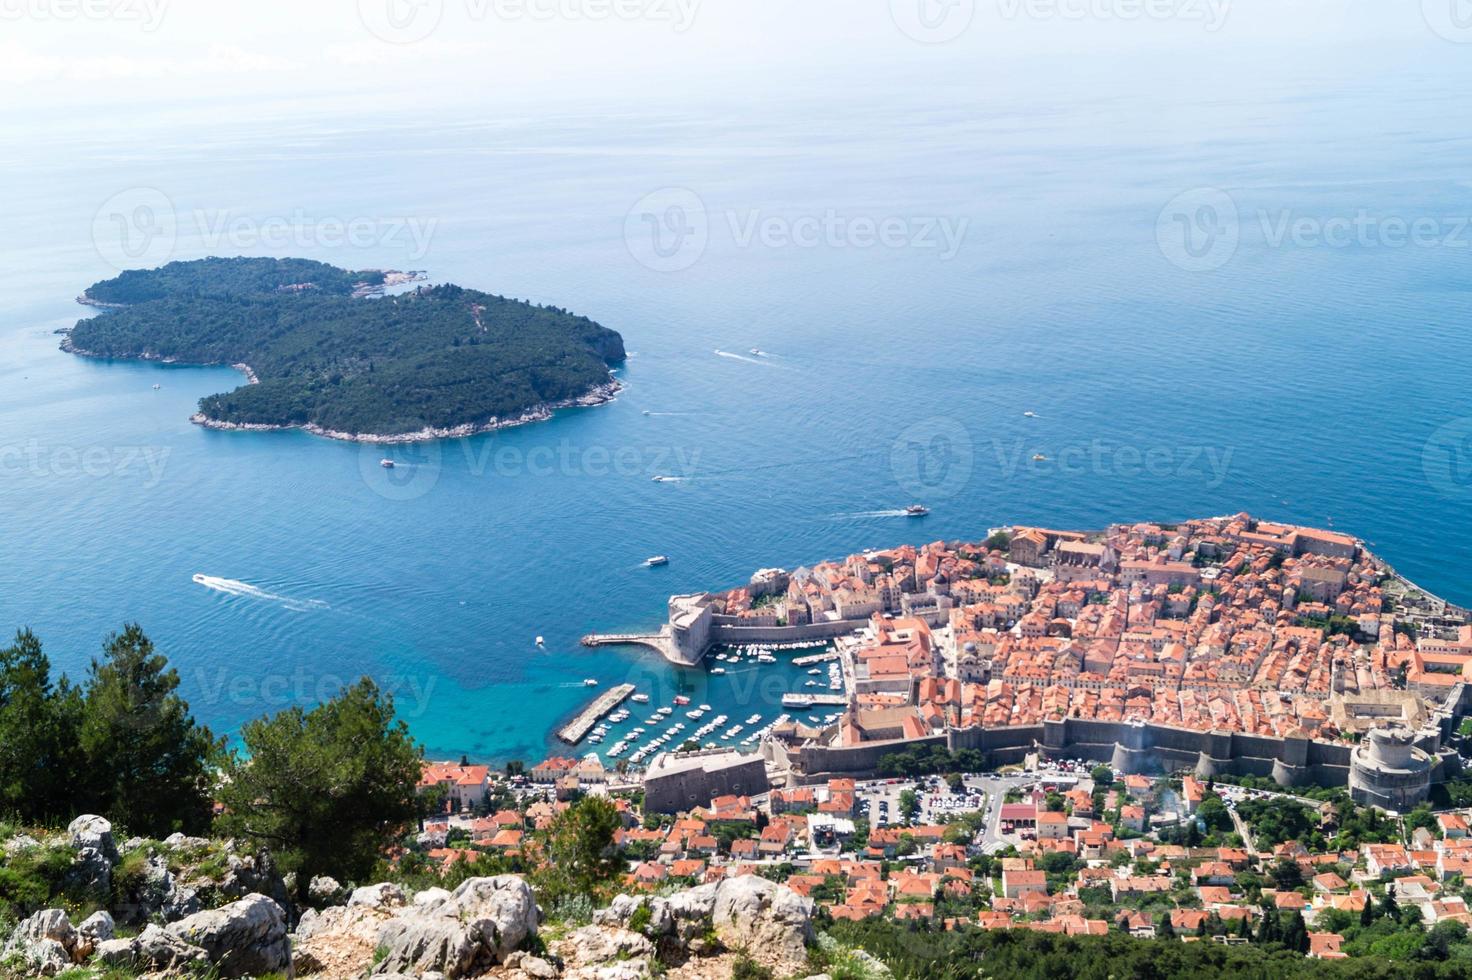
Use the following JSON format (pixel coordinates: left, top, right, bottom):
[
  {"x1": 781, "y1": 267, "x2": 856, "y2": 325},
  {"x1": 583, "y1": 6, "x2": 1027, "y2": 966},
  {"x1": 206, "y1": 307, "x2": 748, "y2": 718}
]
[
  {"x1": 69, "y1": 257, "x2": 626, "y2": 437},
  {"x1": 218, "y1": 678, "x2": 423, "y2": 898}
]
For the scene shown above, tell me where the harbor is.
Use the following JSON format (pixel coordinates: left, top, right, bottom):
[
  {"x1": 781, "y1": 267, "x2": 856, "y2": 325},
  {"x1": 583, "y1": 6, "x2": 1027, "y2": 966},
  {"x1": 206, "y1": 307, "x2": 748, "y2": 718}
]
[
  {"x1": 782, "y1": 692, "x2": 848, "y2": 709},
  {"x1": 557, "y1": 683, "x2": 636, "y2": 745}
]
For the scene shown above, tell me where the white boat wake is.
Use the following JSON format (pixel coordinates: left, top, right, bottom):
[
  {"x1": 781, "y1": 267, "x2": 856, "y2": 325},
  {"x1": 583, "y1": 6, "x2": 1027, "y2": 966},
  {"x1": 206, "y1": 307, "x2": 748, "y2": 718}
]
[
  {"x1": 714, "y1": 349, "x2": 777, "y2": 367},
  {"x1": 192, "y1": 574, "x2": 328, "y2": 612},
  {"x1": 832, "y1": 510, "x2": 913, "y2": 519}
]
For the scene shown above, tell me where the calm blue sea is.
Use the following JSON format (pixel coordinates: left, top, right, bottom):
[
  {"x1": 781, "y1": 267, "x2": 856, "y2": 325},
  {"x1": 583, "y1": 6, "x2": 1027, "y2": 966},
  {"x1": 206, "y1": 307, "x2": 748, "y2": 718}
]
[{"x1": 3, "y1": 66, "x2": 1472, "y2": 764}]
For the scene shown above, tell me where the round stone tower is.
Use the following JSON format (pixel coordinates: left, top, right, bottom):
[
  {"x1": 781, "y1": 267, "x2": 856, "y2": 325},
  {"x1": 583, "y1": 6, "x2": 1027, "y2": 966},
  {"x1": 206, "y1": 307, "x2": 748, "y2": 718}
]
[{"x1": 1349, "y1": 727, "x2": 1432, "y2": 812}]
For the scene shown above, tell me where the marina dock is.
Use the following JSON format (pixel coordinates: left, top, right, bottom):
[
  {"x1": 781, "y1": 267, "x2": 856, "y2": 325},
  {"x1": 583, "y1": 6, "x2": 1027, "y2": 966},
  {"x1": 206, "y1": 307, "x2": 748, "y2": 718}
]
[
  {"x1": 557, "y1": 683, "x2": 636, "y2": 745},
  {"x1": 782, "y1": 692, "x2": 848, "y2": 709},
  {"x1": 792, "y1": 650, "x2": 839, "y2": 666}
]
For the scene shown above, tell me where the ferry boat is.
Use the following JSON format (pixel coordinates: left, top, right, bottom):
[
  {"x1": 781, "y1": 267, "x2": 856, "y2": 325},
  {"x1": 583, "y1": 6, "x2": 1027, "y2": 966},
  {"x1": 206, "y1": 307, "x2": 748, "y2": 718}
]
[
  {"x1": 905, "y1": 504, "x2": 929, "y2": 517},
  {"x1": 380, "y1": 459, "x2": 396, "y2": 469},
  {"x1": 583, "y1": 678, "x2": 598, "y2": 687},
  {"x1": 646, "y1": 555, "x2": 670, "y2": 567}
]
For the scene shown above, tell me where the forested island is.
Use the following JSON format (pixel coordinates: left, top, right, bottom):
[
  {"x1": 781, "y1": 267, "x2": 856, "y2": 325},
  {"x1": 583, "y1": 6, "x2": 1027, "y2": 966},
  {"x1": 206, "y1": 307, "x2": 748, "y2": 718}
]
[{"x1": 65, "y1": 256, "x2": 627, "y2": 441}]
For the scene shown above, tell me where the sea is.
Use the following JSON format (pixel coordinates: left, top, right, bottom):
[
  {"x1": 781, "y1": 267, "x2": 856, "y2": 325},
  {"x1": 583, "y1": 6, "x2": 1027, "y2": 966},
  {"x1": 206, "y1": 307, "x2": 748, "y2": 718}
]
[{"x1": 3, "y1": 51, "x2": 1472, "y2": 765}]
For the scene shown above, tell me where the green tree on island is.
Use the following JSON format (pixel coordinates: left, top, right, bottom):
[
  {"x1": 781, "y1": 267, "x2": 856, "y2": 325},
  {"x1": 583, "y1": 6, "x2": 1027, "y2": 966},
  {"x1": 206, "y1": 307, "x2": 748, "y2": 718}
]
[
  {"x1": 78, "y1": 624, "x2": 222, "y2": 836},
  {"x1": 218, "y1": 678, "x2": 423, "y2": 900}
]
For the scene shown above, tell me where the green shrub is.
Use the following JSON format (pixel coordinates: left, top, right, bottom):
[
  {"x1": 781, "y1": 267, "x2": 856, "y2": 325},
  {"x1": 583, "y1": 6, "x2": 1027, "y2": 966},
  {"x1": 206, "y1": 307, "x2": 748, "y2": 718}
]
[{"x1": 732, "y1": 954, "x2": 773, "y2": 980}]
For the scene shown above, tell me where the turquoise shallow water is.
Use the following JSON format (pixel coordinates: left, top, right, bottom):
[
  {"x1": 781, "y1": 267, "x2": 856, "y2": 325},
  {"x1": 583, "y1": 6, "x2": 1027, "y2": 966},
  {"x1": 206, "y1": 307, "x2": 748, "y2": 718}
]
[{"x1": 3, "y1": 65, "x2": 1472, "y2": 764}]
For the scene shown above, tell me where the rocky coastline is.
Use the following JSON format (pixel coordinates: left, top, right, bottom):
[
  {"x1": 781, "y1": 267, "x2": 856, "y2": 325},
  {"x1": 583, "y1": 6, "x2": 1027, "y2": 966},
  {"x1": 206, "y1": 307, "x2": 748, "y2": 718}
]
[{"x1": 187, "y1": 378, "x2": 624, "y2": 444}]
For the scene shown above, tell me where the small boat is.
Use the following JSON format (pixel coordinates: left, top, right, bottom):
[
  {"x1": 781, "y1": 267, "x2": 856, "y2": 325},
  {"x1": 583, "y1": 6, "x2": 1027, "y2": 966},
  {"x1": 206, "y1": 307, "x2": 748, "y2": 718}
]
[
  {"x1": 631, "y1": 693, "x2": 650, "y2": 703},
  {"x1": 699, "y1": 704, "x2": 711, "y2": 711},
  {"x1": 152, "y1": 383, "x2": 161, "y2": 390},
  {"x1": 711, "y1": 667, "x2": 726, "y2": 675},
  {"x1": 808, "y1": 668, "x2": 822, "y2": 675},
  {"x1": 1032, "y1": 453, "x2": 1048, "y2": 462},
  {"x1": 1023, "y1": 411, "x2": 1037, "y2": 418},
  {"x1": 750, "y1": 348, "x2": 766, "y2": 356},
  {"x1": 906, "y1": 504, "x2": 929, "y2": 517},
  {"x1": 646, "y1": 555, "x2": 669, "y2": 567},
  {"x1": 642, "y1": 410, "x2": 651, "y2": 416},
  {"x1": 535, "y1": 636, "x2": 545, "y2": 647},
  {"x1": 673, "y1": 696, "x2": 691, "y2": 706},
  {"x1": 380, "y1": 459, "x2": 396, "y2": 469},
  {"x1": 583, "y1": 678, "x2": 598, "y2": 687}
]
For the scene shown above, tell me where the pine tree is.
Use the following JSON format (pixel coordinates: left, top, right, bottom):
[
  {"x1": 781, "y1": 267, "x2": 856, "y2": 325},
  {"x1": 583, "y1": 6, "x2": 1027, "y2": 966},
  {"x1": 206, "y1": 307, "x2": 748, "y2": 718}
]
[
  {"x1": 1159, "y1": 914, "x2": 1176, "y2": 939},
  {"x1": 1360, "y1": 895, "x2": 1376, "y2": 928},
  {"x1": 79, "y1": 625, "x2": 221, "y2": 836}
]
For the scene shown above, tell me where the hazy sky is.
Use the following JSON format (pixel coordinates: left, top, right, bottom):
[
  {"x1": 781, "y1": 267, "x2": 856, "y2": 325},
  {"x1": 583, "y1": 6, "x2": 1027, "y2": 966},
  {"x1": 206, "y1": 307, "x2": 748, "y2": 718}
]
[{"x1": 4, "y1": 0, "x2": 1465, "y2": 126}]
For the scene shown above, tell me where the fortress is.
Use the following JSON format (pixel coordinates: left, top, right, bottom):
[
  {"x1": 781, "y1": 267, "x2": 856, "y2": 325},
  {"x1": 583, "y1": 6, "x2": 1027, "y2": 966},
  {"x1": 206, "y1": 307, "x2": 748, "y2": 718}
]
[{"x1": 596, "y1": 516, "x2": 1472, "y2": 812}]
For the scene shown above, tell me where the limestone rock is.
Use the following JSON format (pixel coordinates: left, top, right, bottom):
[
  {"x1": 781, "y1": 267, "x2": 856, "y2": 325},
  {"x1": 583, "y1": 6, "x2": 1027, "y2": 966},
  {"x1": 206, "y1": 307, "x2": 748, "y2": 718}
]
[
  {"x1": 94, "y1": 924, "x2": 208, "y2": 972},
  {"x1": 709, "y1": 875, "x2": 813, "y2": 966},
  {"x1": 309, "y1": 874, "x2": 346, "y2": 906},
  {"x1": 372, "y1": 875, "x2": 538, "y2": 978},
  {"x1": 76, "y1": 910, "x2": 115, "y2": 959},
  {"x1": 67, "y1": 814, "x2": 119, "y2": 892},
  {"x1": 350, "y1": 881, "x2": 408, "y2": 909},
  {"x1": 165, "y1": 892, "x2": 290, "y2": 978},
  {"x1": 3, "y1": 909, "x2": 78, "y2": 976}
]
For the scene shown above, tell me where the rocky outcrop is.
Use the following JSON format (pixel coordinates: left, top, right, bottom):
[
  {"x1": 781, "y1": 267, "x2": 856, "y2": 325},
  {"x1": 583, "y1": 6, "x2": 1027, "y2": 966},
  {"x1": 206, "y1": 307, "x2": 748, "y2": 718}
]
[
  {"x1": 95, "y1": 924, "x2": 209, "y2": 973},
  {"x1": 220, "y1": 847, "x2": 292, "y2": 911},
  {"x1": 310, "y1": 874, "x2": 347, "y2": 906},
  {"x1": 350, "y1": 881, "x2": 407, "y2": 910},
  {"x1": 3, "y1": 909, "x2": 79, "y2": 976},
  {"x1": 114, "y1": 848, "x2": 201, "y2": 924},
  {"x1": 294, "y1": 899, "x2": 400, "y2": 978},
  {"x1": 594, "y1": 876, "x2": 814, "y2": 973},
  {"x1": 165, "y1": 892, "x2": 290, "y2": 978},
  {"x1": 66, "y1": 814, "x2": 119, "y2": 892},
  {"x1": 76, "y1": 910, "x2": 115, "y2": 959},
  {"x1": 371, "y1": 876, "x2": 538, "y2": 978}
]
